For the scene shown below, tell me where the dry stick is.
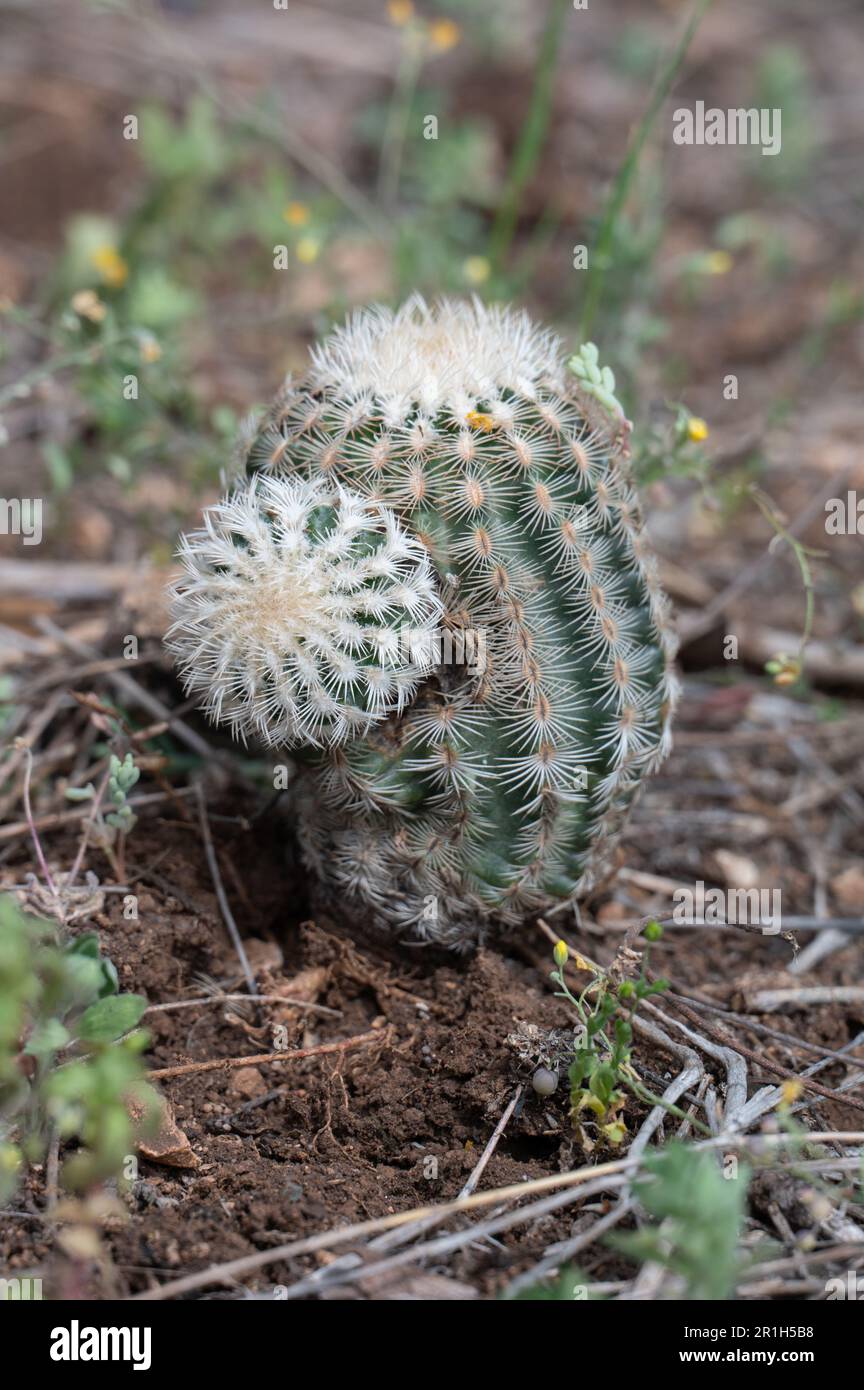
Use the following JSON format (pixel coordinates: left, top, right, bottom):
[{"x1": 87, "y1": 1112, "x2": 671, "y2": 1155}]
[
  {"x1": 65, "y1": 760, "x2": 114, "y2": 893},
  {"x1": 21, "y1": 655, "x2": 162, "y2": 701},
  {"x1": 278, "y1": 1173, "x2": 634, "y2": 1303},
  {"x1": 0, "y1": 787, "x2": 197, "y2": 844},
  {"x1": 143, "y1": 993, "x2": 341, "y2": 1020},
  {"x1": 791, "y1": 808, "x2": 849, "y2": 976},
  {"x1": 194, "y1": 783, "x2": 258, "y2": 1000},
  {"x1": 146, "y1": 1027, "x2": 386, "y2": 1082},
  {"x1": 466, "y1": 1087, "x2": 527, "y2": 1197},
  {"x1": 736, "y1": 1277, "x2": 834, "y2": 1299},
  {"x1": 643, "y1": 1000, "x2": 749, "y2": 1123},
  {"x1": 670, "y1": 994, "x2": 864, "y2": 1072},
  {"x1": 739, "y1": 1243, "x2": 864, "y2": 1289},
  {"x1": 130, "y1": 1130, "x2": 864, "y2": 1301},
  {"x1": 0, "y1": 687, "x2": 66, "y2": 818},
  {"x1": 643, "y1": 916, "x2": 864, "y2": 934},
  {"x1": 778, "y1": 1031, "x2": 864, "y2": 1127},
  {"x1": 17, "y1": 742, "x2": 58, "y2": 899},
  {"x1": 748, "y1": 986, "x2": 864, "y2": 1013},
  {"x1": 787, "y1": 735, "x2": 864, "y2": 823},
  {"x1": 672, "y1": 717, "x2": 863, "y2": 749},
  {"x1": 662, "y1": 992, "x2": 864, "y2": 1116},
  {"x1": 34, "y1": 615, "x2": 216, "y2": 764}
]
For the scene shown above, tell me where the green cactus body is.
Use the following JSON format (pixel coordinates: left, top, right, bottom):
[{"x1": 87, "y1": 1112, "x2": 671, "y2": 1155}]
[{"x1": 169, "y1": 297, "x2": 678, "y2": 947}]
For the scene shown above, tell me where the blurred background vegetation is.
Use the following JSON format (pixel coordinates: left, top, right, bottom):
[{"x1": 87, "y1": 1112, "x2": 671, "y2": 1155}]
[{"x1": 0, "y1": 0, "x2": 862, "y2": 672}]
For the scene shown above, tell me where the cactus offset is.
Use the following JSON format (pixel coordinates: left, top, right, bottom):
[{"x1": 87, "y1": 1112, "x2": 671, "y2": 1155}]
[{"x1": 169, "y1": 297, "x2": 679, "y2": 947}]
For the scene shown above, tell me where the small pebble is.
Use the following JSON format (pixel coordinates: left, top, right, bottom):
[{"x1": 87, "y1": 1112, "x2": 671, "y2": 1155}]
[{"x1": 532, "y1": 1066, "x2": 559, "y2": 1097}]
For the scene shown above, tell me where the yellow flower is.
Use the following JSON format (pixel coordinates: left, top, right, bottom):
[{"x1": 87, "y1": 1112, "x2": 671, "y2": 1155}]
[
  {"x1": 388, "y1": 0, "x2": 414, "y2": 24},
  {"x1": 767, "y1": 654, "x2": 802, "y2": 687},
  {"x1": 90, "y1": 244, "x2": 128, "y2": 288},
  {"x1": 462, "y1": 255, "x2": 490, "y2": 285},
  {"x1": 780, "y1": 1078, "x2": 803, "y2": 1107},
  {"x1": 140, "y1": 334, "x2": 162, "y2": 364},
  {"x1": 686, "y1": 416, "x2": 709, "y2": 443},
  {"x1": 705, "y1": 250, "x2": 733, "y2": 275},
  {"x1": 295, "y1": 237, "x2": 320, "y2": 264},
  {"x1": 429, "y1": 18, "x2": 461, "y2": 52},
  {"x1": 466, "y1": 409, "x2": 495, "y2": 433},
  {"x1": 553, "y1": 939, "x2": 569, "y2": 968},
  {"x1": 765, "y1": 651, "x2": 802, "y2": 687},
  {"x1": 283, "y1": 202, "x2": 311, "y2": 227},
  {"x1": 71, "y1": 289, "x2": 106, "y2": 323}
]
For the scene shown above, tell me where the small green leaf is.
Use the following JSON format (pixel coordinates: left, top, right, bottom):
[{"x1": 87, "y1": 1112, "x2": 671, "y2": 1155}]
[
  {"x1": 24, "y1": 1018, "x2": 70, "y2": 1058},
  {"x1": 64, "y1": 784, "x2": 95, "y2": 803},
  {"x1": 77, "y1": 993, "x2": 148, "y2": 1043},
  {"x1": 42, "y1": 440, "x2": 74, "y2": 493},
  {"x1": 65, "y1": 932, "x2": 100, "y2": 959},
  {"x1": 98, "y1": 957, "x2": 119, "y2": 997}
]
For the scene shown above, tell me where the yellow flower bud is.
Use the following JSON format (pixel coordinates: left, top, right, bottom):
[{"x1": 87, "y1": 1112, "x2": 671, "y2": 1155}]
[
  {"x1": 388, "y1": 0, "x2": 414, "y2": 25},
  {"x1": 295, "y1": 237, "x2": 320, "y2": 264},
  {"x1": 283, "y1": 202, "x2": 311, "y2": 227},
  {"x1": 90, "y1": 244, "x2": 128, "y2": 288},
  {"x1": 462, "y1": 255, "x2": 490, "y2": 285},
  {"x1": 429, "y1": 18, "x2": 461, "y2": 52},
  {"x1": 780, "y1": 1078, "x2": 803, "y2": 1106}
]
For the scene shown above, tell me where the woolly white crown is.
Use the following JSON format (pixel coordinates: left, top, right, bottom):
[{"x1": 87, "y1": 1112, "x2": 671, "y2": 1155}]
[{"x1": 306, "y1": 294, "x2": 569, "y2": 416}]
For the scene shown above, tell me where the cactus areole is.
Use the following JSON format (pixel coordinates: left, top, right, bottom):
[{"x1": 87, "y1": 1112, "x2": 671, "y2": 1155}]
[{"x1": 168, "y1": 297, "x2": 679, "y2": 947}]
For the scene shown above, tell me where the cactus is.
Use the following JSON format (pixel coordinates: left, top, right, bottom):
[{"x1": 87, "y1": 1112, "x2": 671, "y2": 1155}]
[{"x1": 169, "y1": 296, "x2": 679, "y2": 948}]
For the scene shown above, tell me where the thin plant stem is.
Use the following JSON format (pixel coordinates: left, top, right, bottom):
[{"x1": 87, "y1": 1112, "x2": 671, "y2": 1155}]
[
  {"x1": 66, "y1": 763, "x2": 117, "y2": 893},
  {"x1": 579, "y1": 0, "x2": 712, "y2": 339},
  {"x1": 194, "y1": 783, "x2": 258, "y2": 999},
  {"x1": 624, "y1": 1072, "x2": 712, "y2": 1136},
  {"x1": 17, "y1": 741, "x2": 58, "y2": 900},
  {"x1": 488, "y1": 0, "x2": 569, "y2": 273},
  {"x1": 750, "y1": 485, "x2": 822, "y2": 660},
  {"x1": 0, "y1": 332, "x2": 140, "y2": 411},
  {"x1": 378, "y1": 22, "x2": 426, "y2": 213}
]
